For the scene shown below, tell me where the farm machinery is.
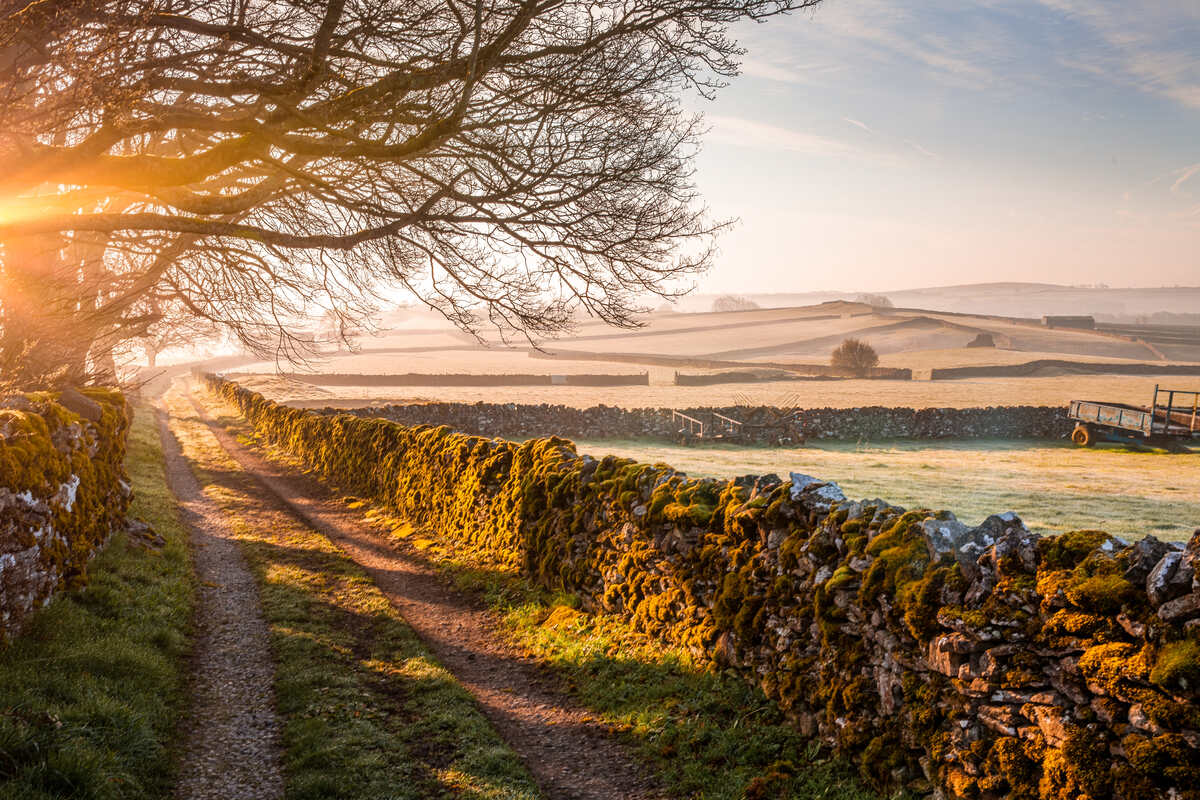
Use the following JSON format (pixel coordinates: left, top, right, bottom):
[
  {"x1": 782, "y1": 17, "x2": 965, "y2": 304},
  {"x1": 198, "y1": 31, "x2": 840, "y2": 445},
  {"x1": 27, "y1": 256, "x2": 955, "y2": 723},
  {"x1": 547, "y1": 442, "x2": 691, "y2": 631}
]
[
  {"x1": 1067, "y1": 385, "x2": 1199, "y2": 451},
  {"x1": 668, "y1": 391, "x2": 809, "y2": 446},
  {"x1": 670, "y1": 409, "x2": 745, "y2": 444}
]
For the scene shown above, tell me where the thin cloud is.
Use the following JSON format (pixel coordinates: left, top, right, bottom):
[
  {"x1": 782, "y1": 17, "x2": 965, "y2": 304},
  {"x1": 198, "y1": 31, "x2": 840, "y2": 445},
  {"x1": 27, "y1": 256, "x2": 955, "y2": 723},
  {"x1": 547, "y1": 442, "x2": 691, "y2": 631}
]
[
  {"x1": 737, "y1": 53, "x2": 846, "y2": 85},
  {"x1": 1171, "y1": 163, "x2": 1200, "y2": 196},
  {"x1": 740, "y1": 57, "x2": 803, "y2": 84},
  {"x1": 906, "y1": 140, "x2": 940, "y2": 159},
  {"x1": 1036, "y1": 0, "x2": 1200, "y2": 109},
  {"x1": 705, "y1": 115, "x2": 859, "y2": 157},
  {"x1": 842, "y1": 117, "x2": 874, "y2": 134},
  {"x1": 817, "y1": 2, "x2": 1001, "y2": 91},
  {"x1": 844, "y1": 117, "x2": 938, "y2": 159}
]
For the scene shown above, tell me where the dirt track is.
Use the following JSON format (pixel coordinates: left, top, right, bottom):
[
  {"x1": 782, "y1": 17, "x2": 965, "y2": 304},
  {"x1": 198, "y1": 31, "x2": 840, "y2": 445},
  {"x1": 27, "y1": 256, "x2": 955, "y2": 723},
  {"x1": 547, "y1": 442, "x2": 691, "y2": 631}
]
[
  {"x1": 158, "y1": 408, "x2": 285, "y2": 800},
  {"x1": 181, "y1": 386, "x2": 662, "y2": 800}
]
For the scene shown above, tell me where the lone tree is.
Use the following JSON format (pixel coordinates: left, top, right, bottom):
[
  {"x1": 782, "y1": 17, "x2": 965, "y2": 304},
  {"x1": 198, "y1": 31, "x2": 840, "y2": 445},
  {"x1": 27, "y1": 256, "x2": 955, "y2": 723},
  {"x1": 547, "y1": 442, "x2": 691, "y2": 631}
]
[
  {"x1": 830, "y1": 337, "x2": 879, "y2": 375},
  {"x1": 0, "y1": 0, "x2": 821, "y2": 388},
  {"x1": 711, "y1": 294, "x2": 760, "y2": 313},
  {"x1": 855, "y1": 293, "x2": 893, "y2": 308}
]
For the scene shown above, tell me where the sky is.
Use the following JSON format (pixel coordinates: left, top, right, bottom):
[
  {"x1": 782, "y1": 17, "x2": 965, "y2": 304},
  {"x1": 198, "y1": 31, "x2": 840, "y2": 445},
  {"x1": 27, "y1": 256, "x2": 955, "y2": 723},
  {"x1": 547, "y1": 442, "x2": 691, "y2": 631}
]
[{"x1": 688, "y1": 0, "x2": 1200, "y2": 294}]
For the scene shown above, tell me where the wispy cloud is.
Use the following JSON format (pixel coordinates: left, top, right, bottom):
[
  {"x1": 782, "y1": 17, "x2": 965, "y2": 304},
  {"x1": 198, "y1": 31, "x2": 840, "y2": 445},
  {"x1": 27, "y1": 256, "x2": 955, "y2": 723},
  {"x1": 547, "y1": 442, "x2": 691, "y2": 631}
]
[
  {"x1": 1171, "y1": 163, "x2": 1200, "y2": 196},
  {"x1": 906, "y1": 140, "x2": 940, "y2": 159},
  {"x1": 842, "y1": 117, "x2": 874, "y2": 134},
  {"x1": 735, "y1": 51, "x2": 846, "y2": 85},
  {"x1": 705, "y1": 115, "x2": 858, "y2": 157},
  {"x1": 801, "y1": 0, "x2": 1009, "y2": 91},
  {"x1": 842, "y1": 116, "x2": 938, "y2": 159},
  {"x1": 739, "y1": 57, "x2": 804, "y2": 84},
  {"x1": 1035, "y1": 0, "x2": 1200, "y2": 109}
]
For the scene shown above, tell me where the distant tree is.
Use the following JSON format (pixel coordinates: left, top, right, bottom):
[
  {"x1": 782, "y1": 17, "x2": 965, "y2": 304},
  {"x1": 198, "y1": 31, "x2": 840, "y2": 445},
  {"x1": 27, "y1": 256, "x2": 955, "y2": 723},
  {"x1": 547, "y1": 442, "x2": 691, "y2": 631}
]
[
  {"x1": 855, "y1": 293, "x2": 894, "y2": 308},
  {"x1": 711, "y1": 295, "x2": 760, "y2": 313},
  {"x1": 317, "y1": 309, "x2": 366, "y2": 353},
  {"x1": 830, "y1": 338, "x2": 879, "y2": 375}
]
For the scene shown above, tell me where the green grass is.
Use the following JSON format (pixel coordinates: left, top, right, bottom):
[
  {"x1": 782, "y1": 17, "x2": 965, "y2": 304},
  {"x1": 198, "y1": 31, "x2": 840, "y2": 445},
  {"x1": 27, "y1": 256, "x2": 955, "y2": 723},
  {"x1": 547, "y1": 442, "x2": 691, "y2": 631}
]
[
  {"x1": 166, "y1": 389, "x2": 541, "y2": 800},
  {"x1": 0, "y1": 406, "x2": 194, "y2": 800},
  {"x1": 575, "y1": 438, "x2": 1200, "y2": 542},
  {"x1": 454, "y1": 568, "x2": 895, "y2": 800},
  {"x1": 198, "y1": 387, "x2": 893, "y2": 800}
]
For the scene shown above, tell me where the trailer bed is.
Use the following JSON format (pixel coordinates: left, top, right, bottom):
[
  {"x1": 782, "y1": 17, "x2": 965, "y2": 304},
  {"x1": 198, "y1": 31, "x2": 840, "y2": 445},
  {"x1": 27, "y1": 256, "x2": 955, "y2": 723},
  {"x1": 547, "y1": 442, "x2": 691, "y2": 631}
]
[{"x1": 1067, "y1": 385, "x2": 1199, "y2": 447}]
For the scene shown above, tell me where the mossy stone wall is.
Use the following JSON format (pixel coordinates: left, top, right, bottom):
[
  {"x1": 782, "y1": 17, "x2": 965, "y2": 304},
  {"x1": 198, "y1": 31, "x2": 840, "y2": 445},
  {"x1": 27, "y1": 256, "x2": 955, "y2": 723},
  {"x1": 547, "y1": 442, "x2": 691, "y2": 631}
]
[
  {"x1": 0, "y1": 390, "x2": 131, "y2": 639},
  {"x1": 210, "y1": 374, "x2": 1200, "y2": 800},
  {"x1": 338, "y1": 401, "x2": 1067, "y2": 445}
]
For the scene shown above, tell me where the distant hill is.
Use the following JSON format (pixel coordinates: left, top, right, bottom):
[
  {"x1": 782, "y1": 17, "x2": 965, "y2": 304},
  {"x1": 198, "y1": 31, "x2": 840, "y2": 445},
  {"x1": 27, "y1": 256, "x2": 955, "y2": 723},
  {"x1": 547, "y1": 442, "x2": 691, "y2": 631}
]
[{"x1": 676, "y1": 283, "x2": 1200, "y2": 320}]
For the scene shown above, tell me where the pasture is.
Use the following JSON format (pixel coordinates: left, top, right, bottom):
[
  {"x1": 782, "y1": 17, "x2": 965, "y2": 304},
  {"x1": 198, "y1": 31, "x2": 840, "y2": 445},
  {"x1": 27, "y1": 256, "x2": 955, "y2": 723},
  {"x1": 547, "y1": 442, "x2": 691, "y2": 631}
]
[
  {"x1": 230, "y1": 299, "x2": 1200, "y2": 410},
  {"x1": 229, "y1": 299, "x2": 1200, "y2": 544},
  {"x1": 574, "y1": 438, "x2": 1200, "y2": 542},
  {"x1": 246, "y1": 370, "x2": 1200, "y2": 413}
]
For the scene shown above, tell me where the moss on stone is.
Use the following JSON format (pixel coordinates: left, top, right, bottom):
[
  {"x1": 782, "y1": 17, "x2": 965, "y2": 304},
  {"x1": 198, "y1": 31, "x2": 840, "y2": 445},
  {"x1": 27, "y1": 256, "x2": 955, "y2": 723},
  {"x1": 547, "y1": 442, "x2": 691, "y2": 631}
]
[
  {"x1": 1149, "y1": 639, "x2": 1200, "y2": 693},
  {"x1": 1037, "y1": 529, "x2": 1116, "y2": 572},
  {"x1": 0, "y1": 390, "x2": 130, "y2": 637}
]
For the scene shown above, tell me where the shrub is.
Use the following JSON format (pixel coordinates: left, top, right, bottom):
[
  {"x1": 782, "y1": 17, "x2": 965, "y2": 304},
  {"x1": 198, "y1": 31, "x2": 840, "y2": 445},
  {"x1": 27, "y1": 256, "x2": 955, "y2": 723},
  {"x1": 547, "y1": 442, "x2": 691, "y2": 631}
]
[{"x1": 830, "y1": 338, "x2": 879, "y2": 375}]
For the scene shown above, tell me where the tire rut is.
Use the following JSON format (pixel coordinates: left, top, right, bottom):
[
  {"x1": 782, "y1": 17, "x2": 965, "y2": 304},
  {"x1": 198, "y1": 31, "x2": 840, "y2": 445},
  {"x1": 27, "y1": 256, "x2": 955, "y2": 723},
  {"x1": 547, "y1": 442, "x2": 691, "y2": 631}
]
[{"x1": 182, "y1": 388, "x2": 663, "y2": 800}]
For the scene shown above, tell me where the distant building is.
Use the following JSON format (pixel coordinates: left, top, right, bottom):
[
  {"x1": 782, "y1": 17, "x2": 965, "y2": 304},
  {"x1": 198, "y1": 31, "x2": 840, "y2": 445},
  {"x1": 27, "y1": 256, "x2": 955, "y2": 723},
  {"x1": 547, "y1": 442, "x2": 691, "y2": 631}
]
[{"x1": 1042, "y1": 315, "x2": 1095, "y2": 330}]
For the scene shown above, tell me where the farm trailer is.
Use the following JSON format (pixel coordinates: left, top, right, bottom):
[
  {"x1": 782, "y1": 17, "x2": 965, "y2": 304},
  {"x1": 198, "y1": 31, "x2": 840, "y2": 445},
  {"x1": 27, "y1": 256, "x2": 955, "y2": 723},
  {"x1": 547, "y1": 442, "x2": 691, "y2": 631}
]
[{"x1": 1068, "y1": 385, "x2": 1199, "y2": 451}]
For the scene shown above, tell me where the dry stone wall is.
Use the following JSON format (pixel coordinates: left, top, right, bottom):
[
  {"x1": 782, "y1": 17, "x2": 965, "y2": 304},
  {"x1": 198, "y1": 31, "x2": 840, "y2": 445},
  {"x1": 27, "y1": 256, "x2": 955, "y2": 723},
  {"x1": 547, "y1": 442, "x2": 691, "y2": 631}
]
[
  {"x1": 0, "y1": 389, "x2": 131, "y2": 640},
  {"x1": 283, "y1": 371, "x2": 650, "y2": 387},
  {"x1": 930, "y1": 362, "x2": 1200, "y2": 380},
  {"x1": 335, "y1": 401, "x2": 1068, "y2": 444},
  {"x1": 211, "y1": 374, "x2": 1200, "y2": 800}
]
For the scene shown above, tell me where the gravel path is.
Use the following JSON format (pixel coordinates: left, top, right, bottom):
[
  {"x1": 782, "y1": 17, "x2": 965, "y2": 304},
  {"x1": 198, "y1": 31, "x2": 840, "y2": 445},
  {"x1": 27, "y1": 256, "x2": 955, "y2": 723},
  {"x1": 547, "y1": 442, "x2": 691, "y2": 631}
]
[
  {"x1": 186, "y1": 390, "x2": 662, "y2": 800},
  {"x1": 158, "y1": 407, "x2": 285, "y2": 800}
]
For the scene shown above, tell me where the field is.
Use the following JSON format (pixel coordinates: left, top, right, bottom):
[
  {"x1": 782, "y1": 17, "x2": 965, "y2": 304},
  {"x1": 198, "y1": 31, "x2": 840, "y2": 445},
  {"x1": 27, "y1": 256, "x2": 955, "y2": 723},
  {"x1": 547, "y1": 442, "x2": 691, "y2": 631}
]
[
  {"x1": 243, "y1": 371, "x2": 1199, "y2": 412},
  {"x1": 226, "y1": 295, "x2": 1200, "y2": 410},
  {"x1": 574, "y1": 438, "x2": 1200, "y2": 542},
  {"x1": 224, "y1": 297, "x2": 1200, "y2": 544}
]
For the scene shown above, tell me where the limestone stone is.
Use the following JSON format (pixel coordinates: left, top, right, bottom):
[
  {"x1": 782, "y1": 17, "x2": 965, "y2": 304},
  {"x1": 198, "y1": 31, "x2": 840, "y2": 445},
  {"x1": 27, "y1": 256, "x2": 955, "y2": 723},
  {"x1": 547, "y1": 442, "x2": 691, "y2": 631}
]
[
  {"x1": 1147, "y1": 551, "x2": 1193, "y2": 606},
  {"x1": 1157, "y1": 592, "x2": 1200, "y2": 623}
]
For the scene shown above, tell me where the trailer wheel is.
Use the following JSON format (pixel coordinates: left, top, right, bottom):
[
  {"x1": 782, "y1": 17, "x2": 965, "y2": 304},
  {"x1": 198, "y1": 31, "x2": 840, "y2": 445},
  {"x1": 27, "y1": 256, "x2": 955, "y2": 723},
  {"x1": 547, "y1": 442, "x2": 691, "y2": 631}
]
[{"x1": 1071, "y1": 424, "x2": 1093, "y2": 447}]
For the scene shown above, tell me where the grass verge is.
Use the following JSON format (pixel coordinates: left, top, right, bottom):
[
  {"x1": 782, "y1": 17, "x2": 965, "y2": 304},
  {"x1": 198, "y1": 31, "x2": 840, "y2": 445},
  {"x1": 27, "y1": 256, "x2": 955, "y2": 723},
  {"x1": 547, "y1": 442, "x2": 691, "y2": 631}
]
[
  {"x1": 164, "y1": 387, "x2": 541, "y2": 800},
  {"x1": 0, "y1": 405, "x2": 194, "y2": 800},
  {"x1": 196, "y1": 385, "x2": 895, "y2": 800}
]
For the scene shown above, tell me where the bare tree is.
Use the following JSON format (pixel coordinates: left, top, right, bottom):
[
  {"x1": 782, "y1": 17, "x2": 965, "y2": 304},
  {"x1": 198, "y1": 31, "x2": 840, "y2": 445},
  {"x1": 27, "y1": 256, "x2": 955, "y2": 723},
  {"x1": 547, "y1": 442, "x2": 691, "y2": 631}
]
[
  {"x1": 0, "y1": 0, "x2": 820, "y2": 388},
  {"x1": 711, "y1": 294, "x2": 760, "y2": 312},
  {"x1": 830, "y1": 337, "x2": 879, "y2": 375},
  {"x1": 855, "y1": 293, "x2": 893, "y2": 308},
  {"x1": 129, "y1": 293, "x2": 224, "y2": 369}
]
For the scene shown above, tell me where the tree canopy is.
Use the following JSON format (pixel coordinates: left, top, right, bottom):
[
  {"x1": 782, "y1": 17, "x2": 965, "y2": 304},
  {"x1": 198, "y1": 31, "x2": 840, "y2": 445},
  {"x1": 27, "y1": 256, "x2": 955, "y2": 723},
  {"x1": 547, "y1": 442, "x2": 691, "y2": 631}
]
[
  {"x1": 0, "y1": 0, "x2": 818, "y2": 387},
  {"x1": 830, "y1": 337, "x2": 879, "y2": 375}
]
